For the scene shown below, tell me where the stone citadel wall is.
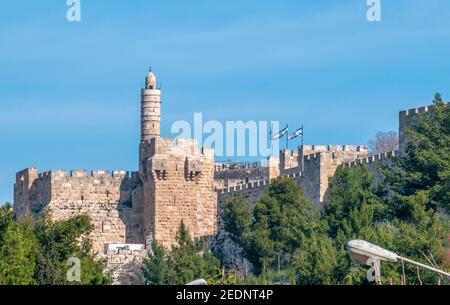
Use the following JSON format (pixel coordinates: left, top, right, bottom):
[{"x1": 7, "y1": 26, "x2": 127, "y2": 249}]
[
  {"x1": 216, "y1": 145, "x2": 368, "y2": 206},
  {"x1": 14, "y1": 168, "x2": 143, "y2": 252},
  {"x1": 103, "y1": 248, "x2": 146, "y2": 285},
  {"x1": 214, "y1": 157, "x2": 280, "y2": 190},
  {"x1": 142, "y1": 137, "x2": 217, "y2": 248}
]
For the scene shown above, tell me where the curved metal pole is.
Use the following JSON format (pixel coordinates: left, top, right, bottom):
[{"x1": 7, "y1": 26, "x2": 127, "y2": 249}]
[{"x1": 400, "y1": 256, "x2": 450, "y2": 278}]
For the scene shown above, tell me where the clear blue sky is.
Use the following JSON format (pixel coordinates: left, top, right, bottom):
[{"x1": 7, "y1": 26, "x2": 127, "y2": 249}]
[{"x1": 1, "y1": 0, "x2": 449, "y2": 203}]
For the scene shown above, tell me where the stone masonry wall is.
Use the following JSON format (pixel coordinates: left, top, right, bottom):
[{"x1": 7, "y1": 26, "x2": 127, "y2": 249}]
[
  {"x1": 214, "y1": 157, "x2": 279, "y2": 190},
  {"x1": 103, "y1": 249, "x2": 146, "y2": 285},
  {"x1": 343, "y1": 150, "x2": 398, "y2": 186},
  {"x1": 280, "y1": 145, "x2": 368, "y2": 206},
  {"x1": 14, "y1": 169, "x2": 143, "y2": 253},
  {"x1": 217, "y1": 146, "x2": 367, "y2": 208},
  {"x1": 214, "y1": 166, "x2": 269, "y2": 189},
  {"x1": 280, "y1": 149, "x2": 299, "y2": 170},
  {"x1": 309, "y1": 148, "x2": 369, "y2": 205},
  {"x1": 142, "y1": 137, "x2": 217, "y2": 248}
]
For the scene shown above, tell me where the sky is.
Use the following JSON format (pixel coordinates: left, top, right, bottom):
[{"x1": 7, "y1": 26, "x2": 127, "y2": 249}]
[{"x1": 1, "y1": 0, "x2": 450, "y2": 203}]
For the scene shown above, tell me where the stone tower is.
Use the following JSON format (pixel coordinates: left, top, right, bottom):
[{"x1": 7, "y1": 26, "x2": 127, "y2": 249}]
[
  {"x1": 139, "y1": 69, "x2": 161, "y2": 172},
  {"x1": 136, "y1": 69, "x2": 217, "y2": 248}
]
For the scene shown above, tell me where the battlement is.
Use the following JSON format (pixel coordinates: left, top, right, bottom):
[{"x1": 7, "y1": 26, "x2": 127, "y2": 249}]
[
  {"x1": 218, "y1": 179, "x2": 270, "y2": 196},
  {"x1": 343, "y1": 150, "x2": 398, "y2": 168},
  {"x1": 280, "y1": 149, "x2": 299, "y2": 157},
  {"x1": 141, "y1": 137, "x2": 214, "y2": 161},
  {"x1": 36, "y1": 169, "x2": 137, "y2": 182},
  {"x1": 398, "y1": 103, "x2": 449, "y2": 153},
  {"x1": 304, "y1": 152, "x2": 320, "y2": 160},
  {"x1": 217, "y1": 171, "x2": 302, "y2": 198},
  {"x1": 302, "y1": 144, "x2": 368, "y2": 154},
  {"x1": 16, "y1": 168, "x2": 38, "y2": 185},
  {"x1": 280, "y1": 148, "x2": 300, "y2": 170},
  {"x1": 399, "y1": 105, "x2": 433, "y2": 118},
  {"x1": 15, "y1": 167, "x2": 140, "y2": 214},
  {"x1": 280, "y1": 145, "x2": 368, "y2": 172},
  {"x1": 214, "y1": 161, "x2": 264, "y2": 172}
]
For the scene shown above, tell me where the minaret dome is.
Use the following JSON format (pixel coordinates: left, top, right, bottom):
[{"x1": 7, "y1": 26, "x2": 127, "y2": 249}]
[{"x1": 146, "y1": 71, "x2": 157, "y2": 89}]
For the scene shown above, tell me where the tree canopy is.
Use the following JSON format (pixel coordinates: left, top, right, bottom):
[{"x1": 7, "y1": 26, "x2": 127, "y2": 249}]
[
  {"x1": 142, "y1": 221, "x2": 221, "y2": 285},
  {"x1": 0, "y1": 205, "x2": 111, "y2": 285}
]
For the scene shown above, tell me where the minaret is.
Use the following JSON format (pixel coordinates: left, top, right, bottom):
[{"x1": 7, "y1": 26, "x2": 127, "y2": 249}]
[
  {"x1": 139, "y1": 69, "x2": 161, "y2": 172},
  {"x1": 141, "y1": 69, "x2": 161, "y2": 141}
]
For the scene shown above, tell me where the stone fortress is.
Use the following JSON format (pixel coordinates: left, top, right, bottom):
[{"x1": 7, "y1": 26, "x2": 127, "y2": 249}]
[
  {"x1": 215, "y1": 104, "x2": 440, "y2": 205},
  {"x1": 13, "y1": 69, "x2": 438, "y2": 283}
]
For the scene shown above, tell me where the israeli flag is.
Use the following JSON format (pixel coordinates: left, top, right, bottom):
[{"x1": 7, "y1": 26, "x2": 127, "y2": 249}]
[
  {"x1": 288, "y1": 127, "x2": 303, "y2": 140},
  {"x1": 272, "y1": 125, "x2": 288, "y2": 140}
]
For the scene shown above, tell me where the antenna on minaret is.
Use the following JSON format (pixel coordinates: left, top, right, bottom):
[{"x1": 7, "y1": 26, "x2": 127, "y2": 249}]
[{"x1": 149, "y1": 66, "x2": 152, "y2": 72}]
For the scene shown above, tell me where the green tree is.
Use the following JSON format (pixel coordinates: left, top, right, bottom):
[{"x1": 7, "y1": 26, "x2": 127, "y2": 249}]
[
  {"x1": 0, "y1": 211, "x2": 37, "y2": 285},
  {"x1": 324, "y1": 141, "x2": 450, "y2": 284},
  {"x1": 142, "y1": 241, "x2": 168, "y2": 285},
  {"x1": 223, "y1": 177, "x2": 324, "y2": 276},
  {"x1": 222, "y1": 195, "x2": 253, "y2": 245},
  {"x1": 324, "y1": 165, "x2": 386, "y2": 239},
  {"x1": 321, "y1": 165, "x2": 388, "y2": 284},
  {"x1": 376, "y1": 94, "x2": 450, "y2": 283},
  {"x1": 142, "y1": 221, "x2": 221, "y2": 285},
  {"x1": 0, "y1": 206, "x2": 111, "y2": 285},
  {"x1": 293, "y1": 233, "x2": 340, "y2": 284},
  {"x1": 0, "y1": 203, "x2": 14, "y2": 239},
  {"x1": 384, "y1": 94, "x2": 450, "y2": 216},
  {"x1": 33, "y1": 215, "x2": 111, "y2": 285}
]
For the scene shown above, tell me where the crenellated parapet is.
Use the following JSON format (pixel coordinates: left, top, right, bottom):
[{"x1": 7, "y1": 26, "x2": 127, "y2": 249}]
[
  {"x1": 218, "y1": 179, "x2": 270, "y2": 198},
  {"x1": 214, "y1": 166, "x2": 269, "y2": 188},
  {"x1": 143, "y1": 137, "x2": 214, "y2": 182},
  {"x1": 37, "y1": 169, "x2": 136, "y2": 181},
  {"x1": 217, "y1": 171, "x2": 302, "y2": 203},
  {"x1": 214, "y1": 161, "x2": 263, "y2": 172},
  {"x1": 280, "y1": 148, "x2": 300, "y2": 170},
  {"x1": 214, "y1": 157, "x2": 280, "y2": 190},
  {"x1": 14, "y1": 168, "x2": 41, "y2": 217},
  {"x1": 343, "y1": 150, "x2": 398, "y2": 168},
  {"x1": 302, "y1": 144, "x2": 368, "y2": 155},
  {"x1": 14, "y1": 167, "x2": 144, "y2": 252},
  {"x1": 399, "y1": 105, "x2": 431, "y2": 119},
  {"x1": 14, "y1": 168, "x2": 140, "y2": 216},
  {"x1": 280, "y1": 145, "x2": 368, "y2": 174},
  {"x1": 399, "y1": 103, "x2": 449, "y2": 153}
]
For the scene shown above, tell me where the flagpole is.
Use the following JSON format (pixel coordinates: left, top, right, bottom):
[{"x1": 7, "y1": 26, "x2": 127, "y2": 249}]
[
  {"x1": 269, "y1": 122, "x2": 273, "y2": 158},
  {"x1": 301, "y1": 125, "x2": 304, "y2": 172},
  {"x1": 286, "y1": 130, "x2": 289, "y2": 149}
]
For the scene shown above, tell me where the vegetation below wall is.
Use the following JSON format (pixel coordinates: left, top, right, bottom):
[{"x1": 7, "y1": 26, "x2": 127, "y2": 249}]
[{"x1": 0, "y1": 209, "x2": 111, "y2": 285}]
